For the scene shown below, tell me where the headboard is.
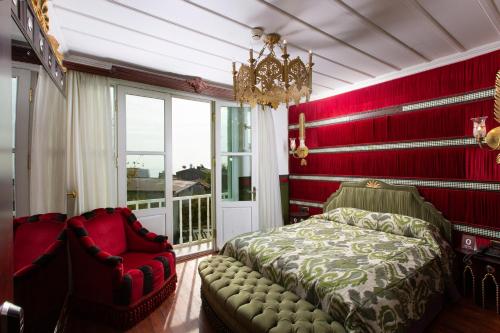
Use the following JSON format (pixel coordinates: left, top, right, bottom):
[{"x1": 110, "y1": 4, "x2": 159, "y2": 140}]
[{"x1": 323, "y1": 179, "x2": 452, "y2": 241}]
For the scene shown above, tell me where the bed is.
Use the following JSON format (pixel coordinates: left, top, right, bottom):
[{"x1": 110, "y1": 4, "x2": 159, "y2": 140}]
[{"x1": 220, "y1": 179, "x2": 456, "y2": 332}]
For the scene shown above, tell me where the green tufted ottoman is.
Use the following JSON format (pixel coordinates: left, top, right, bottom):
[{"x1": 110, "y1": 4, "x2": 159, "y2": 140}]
[{"x1": 198, "y1": 255, "x2": 346, "y2": 333}]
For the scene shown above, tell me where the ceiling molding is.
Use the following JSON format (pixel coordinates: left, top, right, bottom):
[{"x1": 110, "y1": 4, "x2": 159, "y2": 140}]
[
  {"x1": 405, "y1": 0, "x2": 466, "y2": 52},
  {"x1": 309, "y1": 40, "x2": 500, "y2": 101},
  {"x1": 65, "y1": 52, "x2": 233, "y2": 90},
  {"x1": 258, "y1": 0, "x2": 401, "y2": 70},
  {"x1": 64, "y1": 60, "x2": 234, "y2": 100},
  {"x1": 182, "y1": 0, "x2": 374, "y2": 79},
  {"x1": 331, "y1": 0, "x2": 431, "y2": 62}
]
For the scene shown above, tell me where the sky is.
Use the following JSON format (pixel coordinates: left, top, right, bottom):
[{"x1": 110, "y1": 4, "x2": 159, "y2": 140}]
[{"x1": 125, "y1": 95, "x2": 211, "y2": 178}]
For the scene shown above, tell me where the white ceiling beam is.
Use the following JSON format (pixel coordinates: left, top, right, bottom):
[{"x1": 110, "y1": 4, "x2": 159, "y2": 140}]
[
  {"x1": 58, "y1": 4, "x2": 341, "y2": 90},
  {"x1": 476, "y1": 0, "x2": 500, "y2": 35},
  {"x1": 181, "y1": 0, "x2": 370, "y2": 80},
  {"x1": 54, "y1": 4, "x2": 235, "y2": 62},
  {"x1": 257, "y1": 0, "x2": 401, "y2": 71},
  {"x1": 404, "y1": 0, "x2": 466, "y2": 52},
  {"x1": 61, "y1": 26, "x2": 229, "y2": 73},
  {"x1": 331, "y1": 0, "x2": 431, "y2": 62},
  {"x1": 105, "y1": 0, "x2": 341, "y2": 88}
]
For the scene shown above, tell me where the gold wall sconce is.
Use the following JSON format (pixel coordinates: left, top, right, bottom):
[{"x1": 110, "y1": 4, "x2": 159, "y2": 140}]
[
  {"x1": 290, "y1": 113, "x2": 308, "y2": 166},
  {"x1": 471, "y1": 70, "x2": 500, "y2": 164}
]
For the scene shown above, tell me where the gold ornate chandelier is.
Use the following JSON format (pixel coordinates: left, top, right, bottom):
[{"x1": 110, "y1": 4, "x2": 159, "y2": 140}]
[{"x1": 232, "y1": 31, "x2": 313, "y2": 109}]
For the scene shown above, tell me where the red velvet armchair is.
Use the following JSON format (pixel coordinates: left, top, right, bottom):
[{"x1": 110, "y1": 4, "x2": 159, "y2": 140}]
[
  {"x1": 13, "y1": 213, "x2": 68, "y2": 333},
  {"x1": 67, "y1": 207, "x2": 176, "y2": 329}
]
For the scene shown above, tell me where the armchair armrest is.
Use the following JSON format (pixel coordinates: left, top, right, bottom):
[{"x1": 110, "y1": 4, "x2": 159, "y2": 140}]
[
  {"x1": 118, "y1": 208, "x2": 174, "y2": 253},
  {"x1": 13, "y1": 213, "x2": 67, "y2": 279},
  {"x1": 14, "y1": 234, "x2": 66, "y2": 278},
  {"x1": 68, "y1": 216, "x2": 124, "y2": 268},
  {"x1": 68, "y1": 216, "x2": 125, "y2": 304}
]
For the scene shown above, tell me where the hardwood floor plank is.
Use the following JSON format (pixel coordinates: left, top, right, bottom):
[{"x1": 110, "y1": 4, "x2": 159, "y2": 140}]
[{"x1": 64, "y1": 254, "x2": 500, "y2": 333}]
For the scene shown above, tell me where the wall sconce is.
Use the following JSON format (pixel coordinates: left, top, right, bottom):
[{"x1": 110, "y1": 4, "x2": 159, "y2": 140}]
[
  {"x1": 290, "y1": 112, "x2": 308, "y2": 166},
  {"x1": 471, "y1": 71, "x2": 500, "y2": 164}
]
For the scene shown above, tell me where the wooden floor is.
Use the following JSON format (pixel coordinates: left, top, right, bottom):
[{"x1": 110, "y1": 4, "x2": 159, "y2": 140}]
[{"x1": 64, "y1": 255, "x2": 500, "y2": 333}]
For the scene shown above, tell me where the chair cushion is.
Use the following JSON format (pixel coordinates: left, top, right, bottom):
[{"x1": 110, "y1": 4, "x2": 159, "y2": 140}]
[
  {"x1": 14, "y1": 220, "x2": 65, "y2": 272},
  {"x1": 116, "y1": 251, "x2": 176, "y2": 305},
  {"x1": 199, "y1": 255, "x2": 346, "y2": 333},
  {"x1": 84, "y1": 211, "x2": 127, "y2": 256}
]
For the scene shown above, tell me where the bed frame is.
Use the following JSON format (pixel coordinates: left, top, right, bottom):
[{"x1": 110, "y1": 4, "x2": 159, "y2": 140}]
[
  {"x1": 203, "y1": 179, "x2": 455, "y2": 332},
  {"x1": 323, "y1": 179, "x2": 452, "y2": 242}
]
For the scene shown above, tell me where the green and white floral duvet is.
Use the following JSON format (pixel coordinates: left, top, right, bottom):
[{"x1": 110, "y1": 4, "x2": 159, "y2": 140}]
[{"x1": 221, "y1": 207, "x2": 453, "y2": 333}]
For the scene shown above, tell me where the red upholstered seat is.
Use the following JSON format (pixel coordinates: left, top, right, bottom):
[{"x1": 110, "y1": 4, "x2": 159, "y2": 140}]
[
  {"x1": 67, "y1": 207, "x2": 176, "y2": 329},
  {"x1": 13, "y1": 213, "x2": 68, "y2": 333}
]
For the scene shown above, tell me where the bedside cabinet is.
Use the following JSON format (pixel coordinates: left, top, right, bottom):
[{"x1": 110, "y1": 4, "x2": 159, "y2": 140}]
[
  {"x1": 456, "y1": 248, "x2": 500, "y2": 315},
  {"x1": 289, "y1": 211, "x2": 309, "y2": 224}
]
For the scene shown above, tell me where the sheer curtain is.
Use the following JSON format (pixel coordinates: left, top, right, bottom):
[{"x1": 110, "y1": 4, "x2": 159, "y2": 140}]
[
  {"x1": 66, "y1": 71, "x2": 116, "y2": 215},
  {"x1": 258, "y1": 105, "x2": 283, "y2": 229},
  {"x1": 30, "y1": 68, "x2": 67, "y2": 214}
]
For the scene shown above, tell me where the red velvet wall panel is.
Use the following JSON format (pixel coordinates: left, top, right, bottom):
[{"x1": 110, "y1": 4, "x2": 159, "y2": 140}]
[
  {"x1": 289, "y1": 51, "x2": 500, "y2": 124},
  {"x1": 289, "y1": 50, "x2": 500, "y2": 243}
]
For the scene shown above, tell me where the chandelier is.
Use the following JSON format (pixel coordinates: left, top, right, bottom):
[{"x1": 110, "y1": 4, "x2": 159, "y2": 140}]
[{"x1": 232, "y1": 31, "x2": 313, "y2": 109}]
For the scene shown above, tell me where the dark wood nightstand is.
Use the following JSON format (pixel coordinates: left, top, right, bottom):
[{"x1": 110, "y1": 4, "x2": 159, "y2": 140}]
[
  {"x1": 289, "y1": 211, "x2": 309, "y2": 224},
  {"x1": 455, "y1": 247, "x2": 500, "y2": 315}
]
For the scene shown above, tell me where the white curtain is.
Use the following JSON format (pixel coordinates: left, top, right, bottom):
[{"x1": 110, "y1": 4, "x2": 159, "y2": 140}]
[
  {"x1": 258, "y1": 105, "x2": 283, "y2": 229},
  {"x1": 66, "y1": 71, "x2": 116, "y2": 215},
  {"x1": 30, "y1": 68, "x2": 67, "y2": 214}
]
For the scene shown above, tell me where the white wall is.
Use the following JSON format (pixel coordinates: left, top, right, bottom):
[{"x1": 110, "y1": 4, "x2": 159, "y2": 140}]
[{"x1": 272, "y1": 105, "x2": 289, "y2": 175}]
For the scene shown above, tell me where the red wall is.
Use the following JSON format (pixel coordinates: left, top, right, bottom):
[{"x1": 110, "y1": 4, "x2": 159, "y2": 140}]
[{"x1": 289, "y1": 50, "x2": 500, "y2": 244}]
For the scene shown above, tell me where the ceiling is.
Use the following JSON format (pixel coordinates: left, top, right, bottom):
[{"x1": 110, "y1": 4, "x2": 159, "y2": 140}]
[{"x1": 49, "y1": 0, "x2": 500, "y2": 100}]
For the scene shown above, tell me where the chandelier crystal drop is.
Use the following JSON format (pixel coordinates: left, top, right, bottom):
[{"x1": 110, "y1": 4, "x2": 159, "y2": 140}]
[{"x1": 232, "y1": 32, "x2": 313, "y2": 109}]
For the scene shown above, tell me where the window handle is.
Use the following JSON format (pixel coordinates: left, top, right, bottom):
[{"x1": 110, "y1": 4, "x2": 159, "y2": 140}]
[{"x1": 252, "y1": 186, "x2": 256, "y2": 201}]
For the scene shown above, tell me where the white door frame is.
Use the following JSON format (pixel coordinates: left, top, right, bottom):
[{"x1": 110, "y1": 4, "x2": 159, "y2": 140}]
[
  {"x1": 117, "y1": 86, "x2": 174, "y2": 240},
  {"x1": 214, "y1": 100, "x2": 258, "y2": 250},
  {"x1": 11, "y1": 68, "x2": 34, "y2": 217}
]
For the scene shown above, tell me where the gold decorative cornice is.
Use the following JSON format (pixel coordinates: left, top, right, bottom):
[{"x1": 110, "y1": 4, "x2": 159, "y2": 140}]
[{"x1": 31, "y1": 0, "x2": 65, "y2": 71}]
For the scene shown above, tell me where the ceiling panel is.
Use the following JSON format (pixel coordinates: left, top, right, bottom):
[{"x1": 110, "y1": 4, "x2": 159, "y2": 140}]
[
  {"x1": 265, "y1": 0, "x2": 426, "y2": 67},
  {"x1": 49, "y1": 0, "x2": 500, "y2": 101},
  {"x1": 418, "y1": 0, "x2": 500, "y2": 49}
]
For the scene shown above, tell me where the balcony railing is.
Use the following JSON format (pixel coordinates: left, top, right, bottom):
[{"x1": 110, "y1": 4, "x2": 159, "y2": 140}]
[
  {"x1": 173, "y1": 194, "x2": 211, "y2": 244},
  {"x1": 127, "y1": 193, "x2": 212, "y2": 246}
]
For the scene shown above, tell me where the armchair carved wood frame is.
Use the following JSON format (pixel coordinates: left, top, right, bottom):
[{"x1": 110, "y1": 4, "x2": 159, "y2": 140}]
[{"x1": 67, "y1": 207, "x2": 177, "y2": 329}]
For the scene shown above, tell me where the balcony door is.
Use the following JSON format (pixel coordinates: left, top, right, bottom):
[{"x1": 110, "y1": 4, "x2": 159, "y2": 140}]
[
  {"x1": 117, "y1": 86, "x2": 173, "y2": 240},
  {"x1": 215, "y1": 102, "x2": 258, "y2": 249}
]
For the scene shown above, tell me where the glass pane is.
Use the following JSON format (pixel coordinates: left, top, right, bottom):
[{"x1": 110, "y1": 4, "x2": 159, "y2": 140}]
[
  {"x1": 221, "y1": 155, "x2": 252, "y2": 201},
  {"x1": 126, "y1": 155, "x2": 165, "y2": 210},
  {"x1": 221, "y1": 106, "x2": 251, "y2": 153},
  {"x1": 126, "y1": 94, "x2": 164, "y2": 152},
  {"x1": 172, "y1": 98, "x2": 211, "y2": 198}
]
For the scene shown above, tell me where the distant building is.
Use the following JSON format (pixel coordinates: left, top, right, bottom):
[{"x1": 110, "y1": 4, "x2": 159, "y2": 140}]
[
  {"x1": 127, "y1": 167, "x2": 210, "y2": 201},
  {"x1": 176, "y1": 165, "x2": 210, "y2": 182}
]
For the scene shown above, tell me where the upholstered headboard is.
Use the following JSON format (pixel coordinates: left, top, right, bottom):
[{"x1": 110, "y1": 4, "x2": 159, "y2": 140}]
[{"x1": 323, "y1": 179, "x2": 451, "y2": 241}]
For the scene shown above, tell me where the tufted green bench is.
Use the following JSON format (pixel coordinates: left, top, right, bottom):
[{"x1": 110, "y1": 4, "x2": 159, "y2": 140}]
[{"x1": 198, "y1": 255, "x2": 346, "y2": 333}]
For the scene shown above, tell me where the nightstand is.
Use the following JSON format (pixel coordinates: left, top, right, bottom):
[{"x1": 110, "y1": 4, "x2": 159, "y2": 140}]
[
  {"x1": 289, "y1": 211, "x2": 309, "y2": 224},
  {"x1": 455, "y1": 247, "x2": 500, "y2": 315}
]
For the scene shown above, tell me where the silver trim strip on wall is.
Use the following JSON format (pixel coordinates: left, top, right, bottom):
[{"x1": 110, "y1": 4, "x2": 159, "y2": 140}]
[
  {"x1": 289, "y1": 200, "x2": 323, "y2": 208},
  {"x1": 453, "y1": 224, "x2": 500, "y2": 240},
  {"x1": 289, "y1": 88, "x2": 494, "y2": 130},
  {"x1": 300, "y1": 137, "x2": 476, "y2": 154},
  {"x1": 289, "y1": 175, "x2": 500, "y2": 192}
]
